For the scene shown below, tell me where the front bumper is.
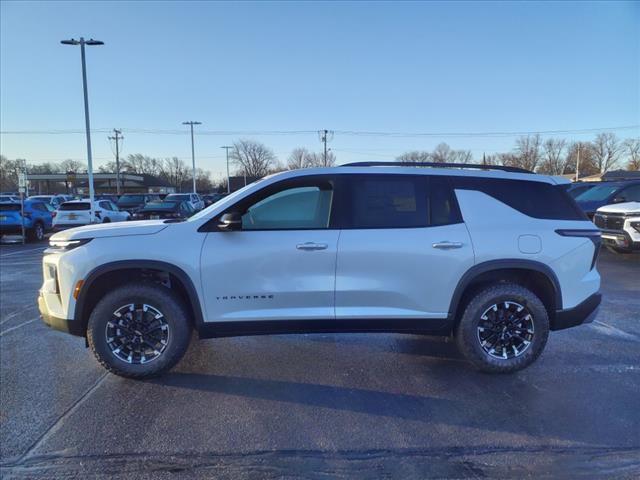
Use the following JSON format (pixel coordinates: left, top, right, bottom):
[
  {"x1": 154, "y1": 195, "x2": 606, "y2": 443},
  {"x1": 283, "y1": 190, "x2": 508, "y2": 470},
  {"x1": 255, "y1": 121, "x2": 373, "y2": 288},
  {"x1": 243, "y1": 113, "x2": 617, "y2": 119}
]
[
  {"x1": 600, "y1": 229, "x2": 640, "y2": 251},
  {"x1": 38, "y1": 292, "x2": 85, "y2": 337},
  {"x1": 551, "y1": 292, "x2": 601, "y2": 331}
]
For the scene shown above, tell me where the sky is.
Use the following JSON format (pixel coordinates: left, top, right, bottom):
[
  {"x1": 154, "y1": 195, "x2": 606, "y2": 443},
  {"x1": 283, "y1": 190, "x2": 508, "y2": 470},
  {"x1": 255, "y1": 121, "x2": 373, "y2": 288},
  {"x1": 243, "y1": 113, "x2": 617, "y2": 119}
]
[{"x1": 1, "y1": 0, "x2": 638, "y2": 181}]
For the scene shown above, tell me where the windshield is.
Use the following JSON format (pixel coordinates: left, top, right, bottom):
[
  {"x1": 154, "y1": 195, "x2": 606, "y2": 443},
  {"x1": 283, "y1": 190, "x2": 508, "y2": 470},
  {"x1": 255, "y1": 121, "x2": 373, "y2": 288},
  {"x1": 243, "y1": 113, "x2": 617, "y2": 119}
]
[
  {"x1": 117, "y1": 195, "x2": 144, "y2": 204},
  {"x1": 187, "y1": 178, "x2": 269, "y2": 222},
  {"x1": 165, "y1": 194, "x2": 190, "y2": 201},
  {"x1": 575, "y1": 185, "x2": 621, "y2": 202},
  {"x1": 142, "y1": 202, "x2": 178, "y2": 210}
]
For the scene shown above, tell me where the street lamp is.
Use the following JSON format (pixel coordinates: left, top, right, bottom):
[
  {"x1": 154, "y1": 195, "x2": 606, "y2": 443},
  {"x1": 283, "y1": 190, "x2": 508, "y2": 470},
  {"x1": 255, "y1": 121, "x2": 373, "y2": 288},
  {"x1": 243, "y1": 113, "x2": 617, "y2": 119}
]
[
  {"x1": 221, "y1": 146, "x2": 232, "y2": 193},
  {"x1": 61, "y1": 37, "x2": 103, "y2": 223},
  {"x1": 183, "y1": 121, "x2": 202, "y2": 193}
]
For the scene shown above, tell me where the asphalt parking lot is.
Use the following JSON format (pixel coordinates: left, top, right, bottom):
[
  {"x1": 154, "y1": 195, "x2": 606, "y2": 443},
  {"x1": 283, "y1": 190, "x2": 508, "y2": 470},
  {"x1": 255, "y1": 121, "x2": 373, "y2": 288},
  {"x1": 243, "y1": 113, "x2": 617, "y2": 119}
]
[{"x1": 0, "y1": 240, "x2": 639, "y2": 478}]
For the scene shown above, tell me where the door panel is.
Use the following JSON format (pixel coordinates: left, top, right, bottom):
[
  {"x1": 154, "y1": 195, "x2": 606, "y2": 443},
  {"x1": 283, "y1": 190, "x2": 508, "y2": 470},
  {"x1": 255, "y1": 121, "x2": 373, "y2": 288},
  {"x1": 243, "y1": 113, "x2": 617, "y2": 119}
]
[
  {"x1": 200, "y1": 230, "x2": 339, "y2": 321},
  {"x1": 335, "y1": 224, "x2": 473, "y2": 319}
]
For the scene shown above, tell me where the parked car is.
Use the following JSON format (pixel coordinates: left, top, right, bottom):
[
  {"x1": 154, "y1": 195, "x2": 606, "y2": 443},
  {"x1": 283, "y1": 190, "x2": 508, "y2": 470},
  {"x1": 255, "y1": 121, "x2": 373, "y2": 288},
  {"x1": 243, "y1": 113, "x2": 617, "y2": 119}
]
[
  {"x1": 593, "y1": 201, "x2": 640, "y2": 254},
  {"x1": 27, "y1": 194, "x2": 70, "y2": 209},
  {"x1": 0, "y1": 195, "x2": 20, "y2": 202},
  {"x1": 116, "y1": 194, "x2": 161, "y2": 214},
  {"x1": 53, "y1": 200, "x2": 130, "y2": 230},
  {"x1": 574, "y1": 181, "x2": 640, "y2": 218},
  {"x1": 40, "y1": 162, "x2": 602, "y2": 379},
  {"x1": 203, "y1": 193, "x2": 227, "y2": 207},
  {"x1": 132, "y1": 200, "x2": 195, "y2": 220},
  {"x1": 164, "y1": 193, "x2": 204, "y2": 211},
  {"x1": 83, "y1": 194, "x2": 120, "y2": 204},
  {"x1": 0, "y1": 200, "x2": 53, "y2": 241},
  {"x1": 566, "y1": 182, "x2": 598, "y2": 199}
]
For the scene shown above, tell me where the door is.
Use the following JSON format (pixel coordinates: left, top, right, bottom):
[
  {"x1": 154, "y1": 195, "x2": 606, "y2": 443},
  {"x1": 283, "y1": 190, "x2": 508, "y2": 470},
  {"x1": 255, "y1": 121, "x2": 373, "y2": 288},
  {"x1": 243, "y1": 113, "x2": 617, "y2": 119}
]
[
  {"x1": 335, "y1": 174, "x2": 474, "y2": 320},
  {"x1": 200, "y1": 176, "x2": 340, "y2": 322}
]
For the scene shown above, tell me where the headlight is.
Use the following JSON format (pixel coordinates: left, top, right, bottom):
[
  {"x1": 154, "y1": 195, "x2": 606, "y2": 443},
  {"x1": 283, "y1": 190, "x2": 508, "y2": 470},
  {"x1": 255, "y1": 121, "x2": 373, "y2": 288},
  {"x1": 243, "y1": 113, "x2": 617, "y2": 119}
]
[{"x1": 46, "y1": 238, "x2": 92, "y2": 253}]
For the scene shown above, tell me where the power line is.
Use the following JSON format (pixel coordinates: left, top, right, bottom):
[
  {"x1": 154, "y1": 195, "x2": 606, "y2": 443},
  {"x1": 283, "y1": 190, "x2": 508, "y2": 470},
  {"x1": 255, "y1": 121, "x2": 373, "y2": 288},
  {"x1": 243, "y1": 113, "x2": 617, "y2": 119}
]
[{"x1": 2, "y1": 125, "x2": 638, "y2": 137}]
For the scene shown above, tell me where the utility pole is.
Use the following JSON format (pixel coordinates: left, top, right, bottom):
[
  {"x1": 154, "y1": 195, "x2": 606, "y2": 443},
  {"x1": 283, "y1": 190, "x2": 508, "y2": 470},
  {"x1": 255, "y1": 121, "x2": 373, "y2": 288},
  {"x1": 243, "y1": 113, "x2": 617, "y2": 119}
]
[
  {"x1": 318, "y1": 129, "x2": 334, "y2": 166},
  {"x1": 182, "y1": 121, "x2": 202, "y2": 193},
  {"x1": 576, "y1": 144, "x2": 581, "y2": 181},
  {"x1": 108, "y1": 129, "x2": 123, "y2": 194},
  {"x1": 61, "y1": 37, "x2": 104, "y2": 223},
  {"x1": 221, "y1": 146, "x2": 232, "y2": 193}
]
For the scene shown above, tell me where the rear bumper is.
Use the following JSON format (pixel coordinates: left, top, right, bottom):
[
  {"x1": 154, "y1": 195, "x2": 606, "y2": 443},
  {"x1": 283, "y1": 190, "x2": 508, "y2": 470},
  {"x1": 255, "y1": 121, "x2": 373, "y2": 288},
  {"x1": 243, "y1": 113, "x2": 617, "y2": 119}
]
[
  {"x1": 552, "y1": 292, "x2": 601, "y2": 331},
  {"x1": 0, "y1": 224, "x2": 30, "y2": 234},
  {"x1": 38, "y1": 292, "x2": 84, "y2": 337}
]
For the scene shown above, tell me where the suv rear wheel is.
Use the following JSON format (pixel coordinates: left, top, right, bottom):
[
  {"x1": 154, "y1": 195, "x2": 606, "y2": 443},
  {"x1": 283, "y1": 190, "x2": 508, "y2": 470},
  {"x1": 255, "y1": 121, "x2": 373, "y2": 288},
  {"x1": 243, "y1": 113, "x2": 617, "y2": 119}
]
[
  {"x1": 87, "y1": 282, "x2": 192, "y2": 379},
  {"x1": 455, "y1": 283, "x2": 549, "y2": 373},
  {"x1": 28, "y1": 222, "x2": 45, "y2": 242}
]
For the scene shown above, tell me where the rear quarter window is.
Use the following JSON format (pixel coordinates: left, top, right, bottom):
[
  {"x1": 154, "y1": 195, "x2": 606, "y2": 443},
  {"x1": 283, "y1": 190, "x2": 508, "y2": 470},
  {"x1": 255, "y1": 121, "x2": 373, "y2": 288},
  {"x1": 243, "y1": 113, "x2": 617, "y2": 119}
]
[
  {"x1": 59, "y1": 202, "x2": 91, "y2": 211},
  {"x1": 452, "y1": 177, "x2": 586, "y2": 220}
]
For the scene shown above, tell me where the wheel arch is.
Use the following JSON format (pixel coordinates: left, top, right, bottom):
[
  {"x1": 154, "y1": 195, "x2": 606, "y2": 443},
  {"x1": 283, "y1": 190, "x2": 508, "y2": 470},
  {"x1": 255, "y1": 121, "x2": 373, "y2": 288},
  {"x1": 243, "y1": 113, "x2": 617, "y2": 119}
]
[
  {"x1": 74, "y1": 260, "x2": 205, "y2": 335},
  {"x1": 448, "y1": 259, "x2": 562, "y2": 328}
]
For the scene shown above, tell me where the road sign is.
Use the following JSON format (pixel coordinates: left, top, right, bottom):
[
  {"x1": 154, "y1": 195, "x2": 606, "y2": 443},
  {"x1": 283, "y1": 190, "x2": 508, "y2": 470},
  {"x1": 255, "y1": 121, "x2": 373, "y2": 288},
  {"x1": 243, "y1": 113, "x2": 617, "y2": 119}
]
[{"x1": 18, "y1": 173, "x2": 27, "y2": 189}]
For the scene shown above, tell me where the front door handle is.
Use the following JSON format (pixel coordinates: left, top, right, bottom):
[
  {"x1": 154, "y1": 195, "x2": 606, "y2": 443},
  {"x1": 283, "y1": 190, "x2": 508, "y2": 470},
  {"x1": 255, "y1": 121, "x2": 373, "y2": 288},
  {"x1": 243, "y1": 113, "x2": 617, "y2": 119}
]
[
  {"x1": 296, "y1": 242, "x2": 328, "y2": 251},
  {"x1": 432, "y1": 241, "x2": 463, "y2": 250}
]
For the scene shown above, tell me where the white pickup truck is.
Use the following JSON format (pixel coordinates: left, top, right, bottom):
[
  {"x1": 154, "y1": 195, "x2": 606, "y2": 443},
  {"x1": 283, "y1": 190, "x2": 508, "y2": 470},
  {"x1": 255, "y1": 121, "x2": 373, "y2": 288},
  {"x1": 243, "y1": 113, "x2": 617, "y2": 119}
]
[{"x1": 593, "y1": 201, "x2": 640, "y2": 254}]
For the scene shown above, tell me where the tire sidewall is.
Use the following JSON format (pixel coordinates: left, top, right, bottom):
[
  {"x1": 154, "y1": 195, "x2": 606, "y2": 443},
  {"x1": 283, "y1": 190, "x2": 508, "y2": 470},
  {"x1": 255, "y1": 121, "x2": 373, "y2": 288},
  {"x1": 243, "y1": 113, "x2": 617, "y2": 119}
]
[
  {"x1": 457, "y1": 284, "x2": 549, "y2": 373},
  {"x1": 87, "y1": 282, "x2": 191, "y2": 378}
]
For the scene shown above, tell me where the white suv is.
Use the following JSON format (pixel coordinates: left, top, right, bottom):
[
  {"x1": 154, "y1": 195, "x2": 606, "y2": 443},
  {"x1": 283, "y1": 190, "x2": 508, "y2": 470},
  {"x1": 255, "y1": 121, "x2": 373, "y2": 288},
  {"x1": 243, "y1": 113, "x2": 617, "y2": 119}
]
[
  {"x1": 38, "y1": 163, "x2": 602, "y2": 379},
  {"x1": 54, "y1": 200, "x2": 130, "y2": 230}
]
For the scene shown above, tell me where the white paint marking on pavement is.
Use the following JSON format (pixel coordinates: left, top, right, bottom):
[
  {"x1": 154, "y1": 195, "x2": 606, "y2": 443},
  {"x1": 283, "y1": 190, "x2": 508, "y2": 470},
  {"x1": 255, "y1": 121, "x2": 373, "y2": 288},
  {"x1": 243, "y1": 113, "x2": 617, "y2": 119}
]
[
  {"x1": 0, "y1": 247, "x2": 46, "y2": 258},
  {"x1": 0, "y1": 305, "x2": 38, "y2": 326},
  {"x1": 591, "y1": 320, "x2": 639, "y2": 342},
  {"x1": 0, "y1": 318, "x2": 38, "y2": 336}
]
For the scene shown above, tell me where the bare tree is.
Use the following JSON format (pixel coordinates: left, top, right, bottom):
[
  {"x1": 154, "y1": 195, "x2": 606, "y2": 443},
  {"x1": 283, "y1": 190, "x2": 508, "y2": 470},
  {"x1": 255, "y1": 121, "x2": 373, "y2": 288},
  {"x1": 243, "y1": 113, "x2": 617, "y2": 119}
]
[
  {"x1": 431, "y1": 143, "x2": 458, "y2": 163},
  {"x1": 0, "y1": 155, "x2": 22, "y2": 191},
  {"x1": 564, "y1": 142, "x2": 598, "y2": 177},
  {"x1": 59, "y1": 159, "x2": 87, "y2": 173},
  {"x1": 397, "y1": 151, "x2": 431, "y2": 163},
  {"x1": 507, "y1": 134, "x2": 542, "y2": 171},
  {"x1": 306, "y1": 151, "x2": 336, "y2": 167},
  {"x1": 591, "y1": 132, "x2": 622, "y2": 173},
  {"x1": 230, "y1": 139, "x2": 276, "y2": 177},
  {"x1": 124, "y1": 154, "x2": 162, "y2": 176},
  {"x1": 538, "y1": 138, "x2": 567, "y2": 175},
  {"x1": 159, "y1": 157, "x2": 189, "y2": 191},
  {"x1": 453, "y1": 149, "x2": 473, "y2": 163},
  {"x1": 287, "y1": 148, "x2": 311, "y2": 170},
  {"x1": 624, "y1": 138, "x2": 640, "y2": 171}
]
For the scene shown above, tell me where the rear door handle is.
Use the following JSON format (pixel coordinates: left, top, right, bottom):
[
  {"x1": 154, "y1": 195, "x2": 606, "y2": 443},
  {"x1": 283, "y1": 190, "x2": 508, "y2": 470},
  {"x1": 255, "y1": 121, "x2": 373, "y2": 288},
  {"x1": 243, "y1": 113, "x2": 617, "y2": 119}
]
[
  {"x1": 432, "y1": 241, "x2": 463, "y2": 250},
  {"x1": 296, "y1": 242, "x2": 328, "y2": 251}
]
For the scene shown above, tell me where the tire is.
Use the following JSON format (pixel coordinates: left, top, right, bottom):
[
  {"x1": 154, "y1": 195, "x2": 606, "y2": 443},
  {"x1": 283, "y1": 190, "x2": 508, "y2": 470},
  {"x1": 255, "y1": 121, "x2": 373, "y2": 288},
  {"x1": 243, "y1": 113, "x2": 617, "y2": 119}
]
[
  {"x1": 455, "y1": 283, "x2": 549, "y2": 373},
  {"x1": 27, "y1": 222, "x2": 45, "y2": 242},
  {"x1": 102, "y1": 217, "x2": 111, "y2": 223},
  {"x1": 87, "y1": 282, "x2": 192, "y2": 379}
]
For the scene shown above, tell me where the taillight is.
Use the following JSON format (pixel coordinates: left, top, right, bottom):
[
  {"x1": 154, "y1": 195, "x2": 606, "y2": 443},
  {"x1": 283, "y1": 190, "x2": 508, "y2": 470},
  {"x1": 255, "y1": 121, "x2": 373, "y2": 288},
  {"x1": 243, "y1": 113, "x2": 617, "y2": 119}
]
[{"x1": 555, "y1": 229, "x2": 602, "y2": 270}]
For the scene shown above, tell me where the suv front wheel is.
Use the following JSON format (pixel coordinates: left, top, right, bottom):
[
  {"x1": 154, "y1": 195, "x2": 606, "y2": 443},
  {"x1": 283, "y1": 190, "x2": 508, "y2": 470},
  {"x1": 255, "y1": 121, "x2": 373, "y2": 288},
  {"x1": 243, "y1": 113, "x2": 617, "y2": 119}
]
[
  {"x1": 455, "y1": 283, "x2": 549, "y2": 373},
  {"x1": 87, "y1": 282, "x2": 192, "y2": 379}
]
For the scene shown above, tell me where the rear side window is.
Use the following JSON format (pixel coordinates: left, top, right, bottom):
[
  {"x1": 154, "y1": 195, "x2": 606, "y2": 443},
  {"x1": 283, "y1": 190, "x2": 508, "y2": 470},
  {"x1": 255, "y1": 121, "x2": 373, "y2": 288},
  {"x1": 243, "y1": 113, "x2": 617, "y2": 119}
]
[
  {"x1": 32, "y1": 203, "x2": 47, "y2": 212},
  {"x1": 59, "y1": 202, "x2": 91, "y2": 211},
  {"x1": 452, "y1": 177, "x2": 585, "y2": 220},
  {"x1": 349, "y1": 176, "x2": 428, "y2": 228}
]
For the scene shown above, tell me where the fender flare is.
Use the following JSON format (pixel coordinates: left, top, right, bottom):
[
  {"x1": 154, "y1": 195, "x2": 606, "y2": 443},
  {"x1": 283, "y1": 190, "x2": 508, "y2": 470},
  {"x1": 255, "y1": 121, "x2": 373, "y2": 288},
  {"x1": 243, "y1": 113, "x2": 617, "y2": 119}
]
[
  {"x1": 74, "y1": 260, "x2": 205, "y2": 327},
  {"x1": 447, "y1": 259, "x2": 562, "y2": 321}
]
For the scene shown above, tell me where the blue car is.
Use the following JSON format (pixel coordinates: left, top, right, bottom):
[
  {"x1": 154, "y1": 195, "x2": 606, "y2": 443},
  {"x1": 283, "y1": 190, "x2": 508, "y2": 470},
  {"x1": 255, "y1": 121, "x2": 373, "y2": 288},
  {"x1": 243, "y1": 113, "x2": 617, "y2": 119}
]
[
  {"x1": 574, "y1": 181, "x2": 640, "y2": 219},
  {"x1": 0, "y1": 200, "x2": 54, "y2": 242}
]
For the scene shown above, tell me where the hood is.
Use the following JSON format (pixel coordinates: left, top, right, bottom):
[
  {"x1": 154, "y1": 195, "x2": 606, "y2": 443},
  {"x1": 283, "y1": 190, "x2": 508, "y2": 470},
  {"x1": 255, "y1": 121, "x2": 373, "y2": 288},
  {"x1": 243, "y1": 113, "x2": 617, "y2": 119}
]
[
  {"x1": 596, "y1": 201, "x2": 640, "y2": 215},
  {"x1": 50, "y1": 220, "x2": 168, "y2": 241}
]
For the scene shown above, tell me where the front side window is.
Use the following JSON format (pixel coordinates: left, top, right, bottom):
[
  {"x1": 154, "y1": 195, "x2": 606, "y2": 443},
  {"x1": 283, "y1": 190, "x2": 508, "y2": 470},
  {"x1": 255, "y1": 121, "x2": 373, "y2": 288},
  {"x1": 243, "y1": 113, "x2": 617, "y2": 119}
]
[
  {"x1": 619, "y1": 185, "x2": 640, "y2": 202},
  {"x1": 349, "y1": 175, "x2": 428, "y2": 228},
  {"x1": 241, "y1": 185, "x2": 333, "y2": 230}
]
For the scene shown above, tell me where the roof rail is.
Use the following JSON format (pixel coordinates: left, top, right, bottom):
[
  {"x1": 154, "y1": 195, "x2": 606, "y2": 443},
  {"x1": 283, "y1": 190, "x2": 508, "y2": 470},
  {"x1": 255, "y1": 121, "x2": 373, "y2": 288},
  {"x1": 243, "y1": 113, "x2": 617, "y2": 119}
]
[{"x1": 339, "y1": 161, "x2": 533, "y2": 174}]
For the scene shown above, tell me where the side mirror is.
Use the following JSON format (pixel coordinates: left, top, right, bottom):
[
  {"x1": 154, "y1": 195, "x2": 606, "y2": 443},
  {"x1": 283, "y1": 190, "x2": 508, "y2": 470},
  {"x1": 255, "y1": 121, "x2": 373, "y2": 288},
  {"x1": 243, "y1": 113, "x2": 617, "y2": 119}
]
[
  {"x1": 612, "y1": 196, "x2": 626, "y2": 204},
  {"x1": 218, "y1": 212, "x2": 242, "y2": 230}
]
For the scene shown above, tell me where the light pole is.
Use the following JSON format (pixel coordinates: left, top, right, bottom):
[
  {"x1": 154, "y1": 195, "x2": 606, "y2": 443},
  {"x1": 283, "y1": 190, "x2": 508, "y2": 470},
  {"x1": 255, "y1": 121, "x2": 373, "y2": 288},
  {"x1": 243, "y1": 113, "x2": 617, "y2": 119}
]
[
  {"x1": 183, "y1": 121, "x2": 202, "y2": 193},
  {"x1": 221, "y1": 146, "x2": 232, "y2": 193},
  {"x1": 61, "y1": 37, "x2": 103, "y2": 223}
]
